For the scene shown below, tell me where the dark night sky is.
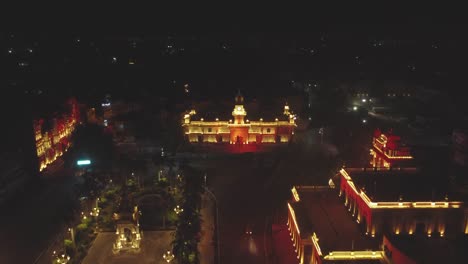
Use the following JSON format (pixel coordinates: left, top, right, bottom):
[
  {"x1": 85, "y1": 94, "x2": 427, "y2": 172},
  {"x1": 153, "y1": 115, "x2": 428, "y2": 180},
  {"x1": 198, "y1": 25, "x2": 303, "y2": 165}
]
[{"x1": 1, "y1": 6, "x2": 467, "y2": 150}]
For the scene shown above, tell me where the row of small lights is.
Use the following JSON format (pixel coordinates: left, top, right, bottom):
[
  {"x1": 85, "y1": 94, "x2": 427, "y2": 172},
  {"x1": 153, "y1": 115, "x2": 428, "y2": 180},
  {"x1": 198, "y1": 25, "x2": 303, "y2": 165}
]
[
  {"x1": 198, "y1": 118, "x2": 280, "y2": 122},
  {"x1": 53, "y1": 198, "x2": 101, "y2": 262}
]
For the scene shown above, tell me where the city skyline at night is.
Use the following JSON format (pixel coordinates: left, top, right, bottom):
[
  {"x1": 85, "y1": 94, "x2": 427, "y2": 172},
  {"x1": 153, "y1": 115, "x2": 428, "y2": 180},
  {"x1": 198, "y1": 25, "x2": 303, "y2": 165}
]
[{"x1": 1, "y1": 10, "x2": 468, "y2": 263}]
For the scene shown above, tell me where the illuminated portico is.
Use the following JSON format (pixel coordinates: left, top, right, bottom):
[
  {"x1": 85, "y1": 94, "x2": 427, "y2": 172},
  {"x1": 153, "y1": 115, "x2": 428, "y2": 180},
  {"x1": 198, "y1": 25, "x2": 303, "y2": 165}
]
[
  {"x1": 113, "y1": 194, "x2": 142, "y2": 253},
  {"x1": 182, "y1": 92, "x2": 296, "y2": 145}
]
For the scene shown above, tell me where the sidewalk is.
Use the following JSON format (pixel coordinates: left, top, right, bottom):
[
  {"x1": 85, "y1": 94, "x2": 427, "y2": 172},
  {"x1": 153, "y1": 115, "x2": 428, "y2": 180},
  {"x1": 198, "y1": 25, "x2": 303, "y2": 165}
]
[
  {"x1": 199, "y1": 194, "x2": 215, "y2": 264},
  {"x1": 272, "y1": 224, "x2": 299, "y2": 264},
  {"x1": 270, "y1": 206, "x2": 299, "y2": 264}
]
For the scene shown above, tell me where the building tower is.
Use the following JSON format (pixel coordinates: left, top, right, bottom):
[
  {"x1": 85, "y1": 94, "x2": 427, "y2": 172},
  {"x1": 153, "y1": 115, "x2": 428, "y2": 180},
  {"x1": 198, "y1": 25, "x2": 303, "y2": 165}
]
[
  {"x1": 232, "y1": 91, "x2": 247, "y2": 124},
  {"x1": 283, "y1": 102, "x2": 290, "y2": 116}
]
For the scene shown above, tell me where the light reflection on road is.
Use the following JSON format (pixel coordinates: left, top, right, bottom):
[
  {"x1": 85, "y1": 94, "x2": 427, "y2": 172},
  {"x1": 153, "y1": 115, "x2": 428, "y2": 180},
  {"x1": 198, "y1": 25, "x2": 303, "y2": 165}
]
[{"x1": 247, "y1": 237, "x2": 259, "y2": 256}]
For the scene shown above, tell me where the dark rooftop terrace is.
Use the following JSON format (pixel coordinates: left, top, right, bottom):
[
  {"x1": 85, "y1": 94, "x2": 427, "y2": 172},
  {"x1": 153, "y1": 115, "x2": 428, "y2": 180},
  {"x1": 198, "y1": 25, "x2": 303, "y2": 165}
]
[
  {"x1": 386, "y1": 234, "x2": 468, "y2": 264},
  {"x1": 346, "y1": 168, "x2": 457, "y2": 202},
  {"x1": 293, "y1": 187, "x2": 380, "y2": 254}
]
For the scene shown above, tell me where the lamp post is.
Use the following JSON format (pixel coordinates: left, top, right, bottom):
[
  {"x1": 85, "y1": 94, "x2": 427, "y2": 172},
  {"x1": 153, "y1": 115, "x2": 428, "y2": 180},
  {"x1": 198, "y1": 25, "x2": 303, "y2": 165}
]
[
  {"x1": 204, "y1": 186, "x2": 220, "y2": 264},
  {"x1": 54, "y1": 253, "x2": 70, "y2": 264},
  {"x1": 68, "y1": 227, "x2": 75, "y2": 247},
  {"x1": 174, "y1": 205, "x2": 184, "y2": 215},
  {"x1": 163, "y1": 250, "x2": 175, "y2": 263},
  {"x1": 319, "y1": 127, "x2": 324, "y2": 144}
]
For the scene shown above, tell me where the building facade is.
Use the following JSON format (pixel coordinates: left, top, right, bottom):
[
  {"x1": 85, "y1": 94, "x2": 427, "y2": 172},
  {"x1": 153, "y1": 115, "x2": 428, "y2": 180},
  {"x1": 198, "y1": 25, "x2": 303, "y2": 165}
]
[
  {"x1": 34, "y1": 98, "x2": 79, "y2": 171},
  {"x1": 370, "y1": 129, "x2": 413, "y2": 168},
  {"x1": 287, "y1": 186, "x2": 385, "y2": 264},
  {"x1": 338, "y1": 168, "x2": 466, "y2": 238},
  {"x1": 182, "y1": 93, "x2": 296, "y2": 144}
]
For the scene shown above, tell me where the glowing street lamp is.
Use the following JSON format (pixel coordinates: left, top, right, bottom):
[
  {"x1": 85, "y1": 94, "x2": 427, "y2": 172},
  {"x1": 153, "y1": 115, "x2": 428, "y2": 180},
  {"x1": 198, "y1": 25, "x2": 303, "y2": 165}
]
[
  {"x1": 163, "y1": 250, "x2": 175, "y2": 262},
  {"x1": 54, "y1": 253, "x2": 70, "y2": 264},
  {"x1": 174, "y1": 205, "x2": 183, "y2": 215}
]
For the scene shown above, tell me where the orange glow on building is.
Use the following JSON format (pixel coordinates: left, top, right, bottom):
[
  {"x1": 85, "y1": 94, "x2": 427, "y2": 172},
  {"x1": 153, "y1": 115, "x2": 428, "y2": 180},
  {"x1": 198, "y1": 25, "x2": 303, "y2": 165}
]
[
  {"x1": 182, "y1": 93, "x2": 296, "y2": 145},
  {"x1": 338, "y1": 168, "x2": 465, "y2": 237},
  {"x1": 35, "y1": 98, "x2": 79, "y2": 172}
]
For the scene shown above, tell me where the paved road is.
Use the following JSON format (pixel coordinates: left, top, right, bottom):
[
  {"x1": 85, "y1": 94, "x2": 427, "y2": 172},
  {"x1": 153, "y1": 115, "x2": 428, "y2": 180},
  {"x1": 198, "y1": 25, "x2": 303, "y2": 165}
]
[
  {"x1": 0, "y1": 169, "x2": 80, "y2": 264},
  {"x1": 199, "y1": 194, "x2": 215, "y2": 264},
  {"x1": 187, "y1": 136, "x2": 337, "y2": 264},
  {"x1": 189, "y1": 150, "x2": 286, "y2": 264}
]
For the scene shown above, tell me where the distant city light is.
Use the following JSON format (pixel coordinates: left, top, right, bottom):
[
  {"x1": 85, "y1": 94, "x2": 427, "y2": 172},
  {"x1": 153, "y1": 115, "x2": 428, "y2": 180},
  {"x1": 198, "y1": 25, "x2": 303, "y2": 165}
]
[
  {"x1": 362, "y1": 99, "x2": 367, "y2": 103},
  {"x1": 8, "y1": 48, "x2": 13, "y2": 54},
  {"x1": 112, "y1": 57, "x2": 117, "y2": 63},
  {"x1": 353, "y1": 106, "x2": 358, "y2": 111},
  {"x1": 102, "y1": 103, "x2": 111, "y2": 107},
  {"x1": 77, "y1": 160, "x2": 91, "y2": 166},
  {"x1": 362, "y1": 119, "x2": 367, "y2": 123}
]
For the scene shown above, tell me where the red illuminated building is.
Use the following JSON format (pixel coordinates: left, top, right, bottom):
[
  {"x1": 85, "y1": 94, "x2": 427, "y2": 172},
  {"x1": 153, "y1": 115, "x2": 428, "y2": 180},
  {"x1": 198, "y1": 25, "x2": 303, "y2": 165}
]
[
  {"x1": 283, "y1": 131, "x2": 468, "y2": 264},
  {"x1": 34, "y1": 98, "x2": 79, "y2": 171},
  {"x1": 370, "y1": 129, "x2": 413, "y2": 168}
]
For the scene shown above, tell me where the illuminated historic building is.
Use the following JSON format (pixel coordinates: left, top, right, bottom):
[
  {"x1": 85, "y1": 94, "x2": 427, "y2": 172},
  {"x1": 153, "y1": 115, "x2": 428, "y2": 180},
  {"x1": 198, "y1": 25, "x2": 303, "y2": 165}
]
[
  {"x1": 34, "y1": 98, "x2": 79, "y2": 171},
  {"x1": 287, "y1": 176, "x2": 468, "y2": 264},
  {"x1": 283, "y1": 129, "x2": 468, "y2": 264},
  {"x1": 370, "y1": 129, "x2": 413, "y2": 168},
  {"x1": 182, "y1": 92, "x2": 296, "y2": 144},
  {"x1": 337, "y1": 168, "x2": 466, "y2": 238},
  {"x1": 287, "y1": 186, "x2": 384, "y2": 264}
]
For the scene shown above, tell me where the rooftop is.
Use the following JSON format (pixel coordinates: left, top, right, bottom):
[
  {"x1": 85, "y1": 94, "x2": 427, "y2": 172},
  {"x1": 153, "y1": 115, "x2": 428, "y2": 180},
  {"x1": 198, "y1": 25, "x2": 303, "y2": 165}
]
[
  {"x1": 386, "y1": 234, "x2": 468, "y2": 264},
  {"x1": 186, "y1": 96, "x2": 292, "y2": 122},
  {"x1": 292, "y1": 187, "x2": 380, "y2": 254},
  {"x1": 345, "y1": 168, "x2": 456, "y2": 202}
]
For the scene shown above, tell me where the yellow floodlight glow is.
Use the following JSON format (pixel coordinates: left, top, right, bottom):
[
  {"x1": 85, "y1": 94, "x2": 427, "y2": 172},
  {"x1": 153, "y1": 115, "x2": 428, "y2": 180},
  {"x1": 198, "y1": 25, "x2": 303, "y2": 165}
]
[
  {"x1": 324, "y1": 251, "x2": 383, "y2": 260},
  {"x1": 311, "y1": 232, "x2": 322, "y2": 256},
  {"x1": 291, "y1": 187, "x2": 300, "y2": 202},
  {"x1": 287, "y1": 203, "x2": 300, "y2": 235},
  {"x1": 340, "y1": 168, "x2": 464, "y2": 210}
]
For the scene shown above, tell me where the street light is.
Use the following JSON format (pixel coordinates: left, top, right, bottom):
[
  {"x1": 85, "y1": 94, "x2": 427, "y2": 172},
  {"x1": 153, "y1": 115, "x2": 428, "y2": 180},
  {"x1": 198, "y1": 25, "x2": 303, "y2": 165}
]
[
  {"x1": 174, "y1": 205, "x2": 184, "y2": 215},
  {"x1": 54, "y1": 253, "x2": 70, "y2": 264},
  {"x1": 68, "y1": 227, "x2": 75, "y2": 246},
  {"x1": 319, "y1": 127, "x2": 324, "y2": 144},
  {"x1": 163, "y1": 250, "x2": 175, "y2": 262},
  {"x1": 204, "y1": 186, "x2": 220, "y2": 264}
]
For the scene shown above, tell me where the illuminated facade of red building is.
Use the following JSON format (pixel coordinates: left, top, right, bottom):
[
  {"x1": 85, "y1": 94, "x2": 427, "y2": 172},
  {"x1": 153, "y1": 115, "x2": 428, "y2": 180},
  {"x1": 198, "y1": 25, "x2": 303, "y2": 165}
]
[
  {"x1": 284, "y1": 130, "x2": 468, "y2": 264},
  {"x1": 182, "y1": 93, "x2": 296, "y2": 144},
  {"x1": 337, "y1": 168, "x2": 466, "y2": 238},
  {"x1": 370, "y1": 129, "x2": 413, "y2": 168},
  {"x1": 287, "y1": 174, "x2": 468, "y2": 264},
  {"x1": 34, "y1": 98, "x2": 79, "y2": 171}
]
